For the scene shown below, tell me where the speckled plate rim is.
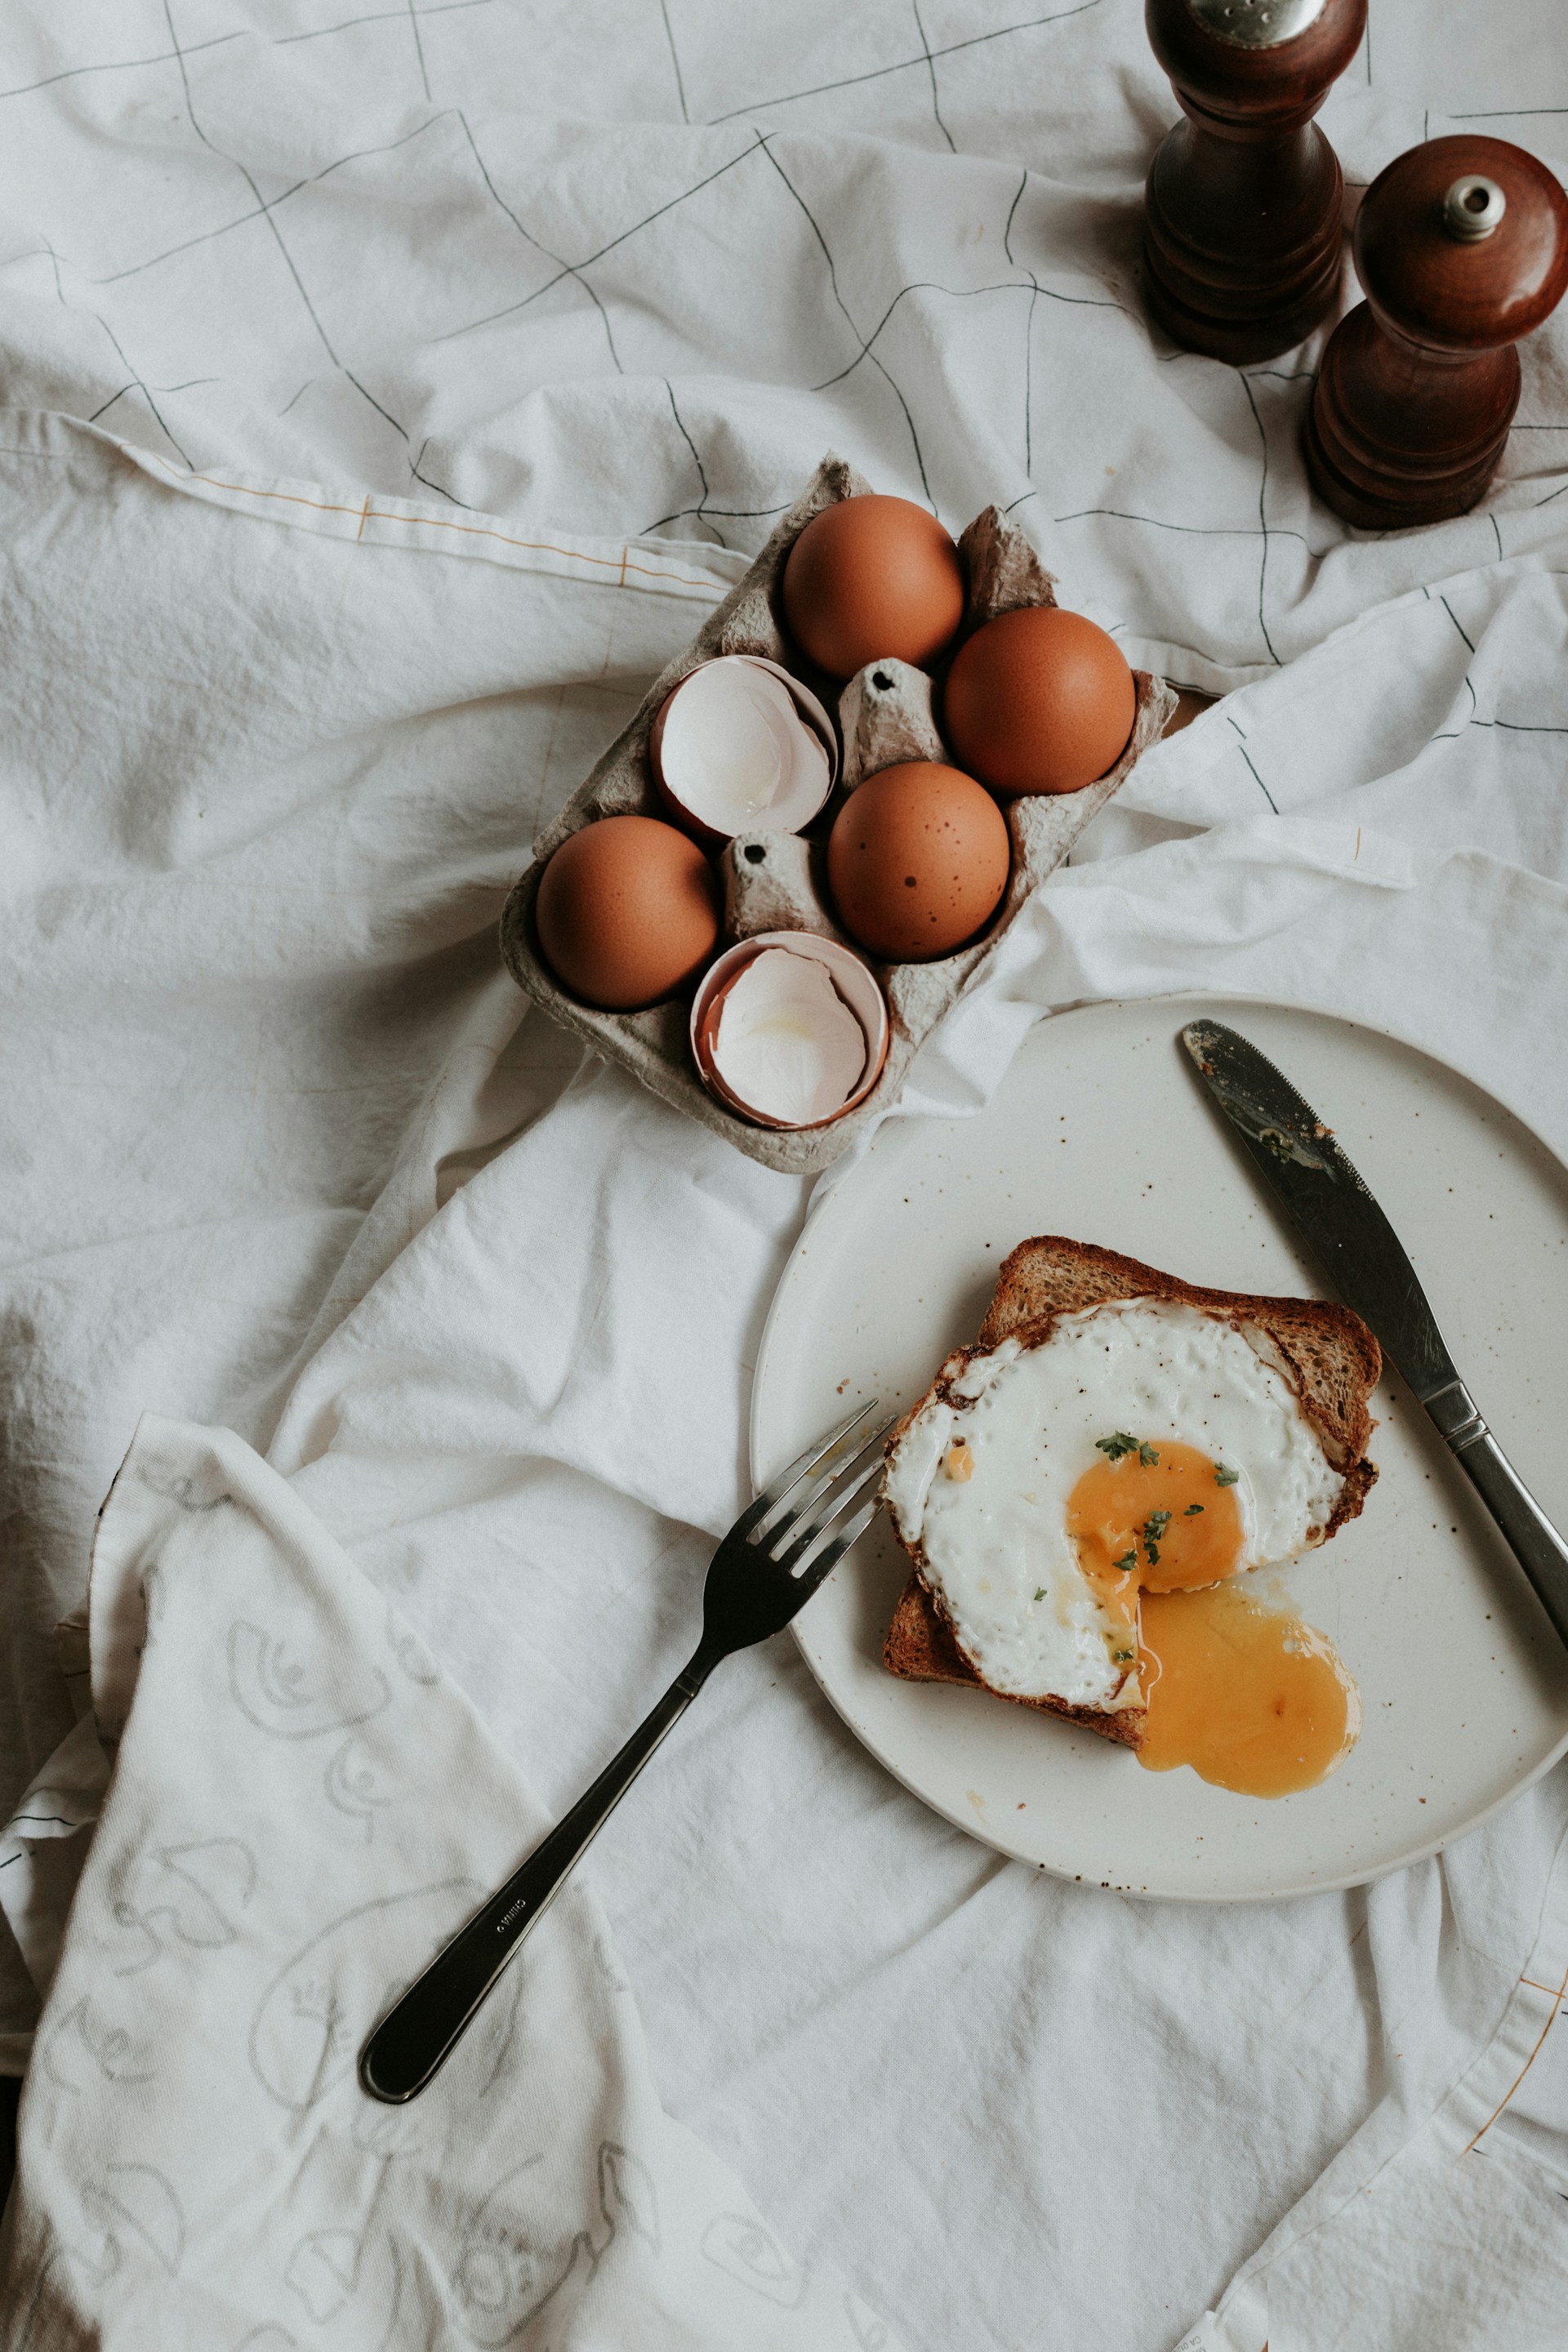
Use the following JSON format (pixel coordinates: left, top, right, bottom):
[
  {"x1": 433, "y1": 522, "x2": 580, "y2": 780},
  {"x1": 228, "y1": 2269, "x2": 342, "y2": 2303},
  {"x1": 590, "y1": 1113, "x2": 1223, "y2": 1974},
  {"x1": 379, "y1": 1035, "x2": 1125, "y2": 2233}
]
[{"x1": 750, "y1": 990, "x2": 1568, "y2": 1902}]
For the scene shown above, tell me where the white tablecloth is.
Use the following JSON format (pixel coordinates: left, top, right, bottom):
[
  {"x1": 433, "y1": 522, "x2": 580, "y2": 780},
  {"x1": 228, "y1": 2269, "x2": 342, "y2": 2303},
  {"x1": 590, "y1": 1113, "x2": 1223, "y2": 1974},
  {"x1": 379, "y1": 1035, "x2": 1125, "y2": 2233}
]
[{"x1": 2, "y1": 5, "x2": 1568, "y2": 2346}]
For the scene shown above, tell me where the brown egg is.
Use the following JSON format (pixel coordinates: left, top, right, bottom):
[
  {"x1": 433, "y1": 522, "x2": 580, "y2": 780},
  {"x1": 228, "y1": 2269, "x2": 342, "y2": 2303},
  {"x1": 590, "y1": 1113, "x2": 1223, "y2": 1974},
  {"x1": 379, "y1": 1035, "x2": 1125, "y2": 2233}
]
[
  {"x1": 536, "y1": 814, "x2": 720, "y2": 1010},
  {"x1": 827, "y1": 762, "x2": 1009, "y2": 962},
  {"x1": 943, "y1": 605, "x2": 1136, "y2": 796},
  {"x1": 782, "y1": 495, "x2": 965, "y2": 681}
]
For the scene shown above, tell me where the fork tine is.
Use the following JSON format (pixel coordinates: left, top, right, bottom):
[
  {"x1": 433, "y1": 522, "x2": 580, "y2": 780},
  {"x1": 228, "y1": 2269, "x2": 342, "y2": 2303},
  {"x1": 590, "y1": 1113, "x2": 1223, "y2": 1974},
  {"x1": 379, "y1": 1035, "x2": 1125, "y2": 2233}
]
[
  {"x1": 772, "y1": 1411, "x2": 895, "y2": 1541},
  {"x1": 768, "y1": 1428, "x2": 891, "y2": 1568},
  {"x1": 790, "y1": 1496, "x2": 880, "y2": 1592},
  {"x1": 739, "y1": 1400, "x2": 886, "y2": 1543}
]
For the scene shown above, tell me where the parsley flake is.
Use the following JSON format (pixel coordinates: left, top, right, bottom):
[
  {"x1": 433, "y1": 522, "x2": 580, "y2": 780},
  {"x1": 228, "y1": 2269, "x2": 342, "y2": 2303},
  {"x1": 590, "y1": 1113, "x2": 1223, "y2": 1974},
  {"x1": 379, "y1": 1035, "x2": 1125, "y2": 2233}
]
[
  {"x1": 1111, "y1": 1548, "x2": 1138, "y2": 1576},
  {"x1": 1033, "y1": 1587, "x2": 1045, "y2": 1602},
  {"x1": 1094, "y1": 1432, "x2": 1160, "y2": 1468},
  {"x1": 1184, "y1": 1503, "x2": 1205, "y2": 1516},
  {"x1": 1214, "y1": 1463, "x2": 1240, "y2": 1486}
]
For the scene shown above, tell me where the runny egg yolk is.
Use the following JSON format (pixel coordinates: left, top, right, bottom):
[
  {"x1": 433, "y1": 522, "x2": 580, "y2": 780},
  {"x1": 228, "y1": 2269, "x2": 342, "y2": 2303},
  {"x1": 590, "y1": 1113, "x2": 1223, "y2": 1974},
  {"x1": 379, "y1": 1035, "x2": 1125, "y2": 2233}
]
[
  {"x1": 1067, "y1": 1441, "x2": 1245, "y2": 1608},
  {"x1": 1065, "y1": 1441, "x2": 1355, "y2": 1797},
  {"x1": 1138, "y1": 1584, "x2": 1356, "y2": 1797}
]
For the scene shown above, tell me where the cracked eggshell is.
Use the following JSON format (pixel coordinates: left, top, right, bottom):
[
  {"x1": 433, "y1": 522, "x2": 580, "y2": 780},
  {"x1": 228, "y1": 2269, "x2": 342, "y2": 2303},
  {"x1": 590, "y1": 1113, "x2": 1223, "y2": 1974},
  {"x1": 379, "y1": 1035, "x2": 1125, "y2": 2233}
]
[
  {"x1": 500, "y1": 454, "x2": 1177, "y2": 1176},
  {"x1": 691, "y1": 932, "x2": 889, "y2": 1131},
  {"x1": 650, "y1": 656, "x2": 836, "y2": 846}
]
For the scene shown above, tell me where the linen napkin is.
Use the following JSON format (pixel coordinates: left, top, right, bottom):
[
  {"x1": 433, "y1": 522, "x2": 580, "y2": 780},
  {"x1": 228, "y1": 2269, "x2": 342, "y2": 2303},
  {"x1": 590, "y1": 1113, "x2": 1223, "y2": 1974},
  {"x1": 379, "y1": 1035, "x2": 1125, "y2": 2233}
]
[{"x1": 0, "y1": 1413, "x2": 898, "y2": 2350}]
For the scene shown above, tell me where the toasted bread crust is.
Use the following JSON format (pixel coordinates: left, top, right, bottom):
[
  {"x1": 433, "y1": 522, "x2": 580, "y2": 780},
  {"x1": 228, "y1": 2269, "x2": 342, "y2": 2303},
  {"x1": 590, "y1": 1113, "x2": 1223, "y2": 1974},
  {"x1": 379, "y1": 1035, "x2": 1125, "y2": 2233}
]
[
  {"x1": 978, "y1": 1236, "x2": 1380, "y2": 1487},
  {"x1": 881, "y1": 1236, "x2": 1382, "y2": 1750},
  {"x1": 883, "y1": 1579, "x2": 1147, "y2": 1748}
]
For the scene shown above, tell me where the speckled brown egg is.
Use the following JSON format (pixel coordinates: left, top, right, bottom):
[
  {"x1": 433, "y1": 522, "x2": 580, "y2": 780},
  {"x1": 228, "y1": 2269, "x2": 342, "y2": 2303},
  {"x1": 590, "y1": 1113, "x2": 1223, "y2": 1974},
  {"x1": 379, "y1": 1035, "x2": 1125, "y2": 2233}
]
[
  {"x1": 782, "y1": 495, "x2": 965, "y2": 681},
  {"x1": 536, "y1": 813, "x2": 721, "y2": 1010},
  {"x1": 827, "y1": 762, "x2": 1009, "y2": 962},
  {"x1": 943, "y1": 605, "x2": 1135, "y2": 796}
]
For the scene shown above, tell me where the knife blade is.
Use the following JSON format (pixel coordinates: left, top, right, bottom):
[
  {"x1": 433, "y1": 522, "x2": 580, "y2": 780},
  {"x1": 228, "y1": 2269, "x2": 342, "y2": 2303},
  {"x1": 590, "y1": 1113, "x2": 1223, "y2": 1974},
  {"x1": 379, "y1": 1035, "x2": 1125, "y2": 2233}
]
[{"x1": 1180, "y1": 1018, "x2": 1568, "y2": 1650}]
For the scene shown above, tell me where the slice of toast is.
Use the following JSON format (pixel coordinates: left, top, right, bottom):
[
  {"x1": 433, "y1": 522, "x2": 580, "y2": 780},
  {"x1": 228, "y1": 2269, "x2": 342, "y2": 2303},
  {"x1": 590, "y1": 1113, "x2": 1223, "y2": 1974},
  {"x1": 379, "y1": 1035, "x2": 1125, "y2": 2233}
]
[{"x1": 881, "y1": 1236, "x2": 1381, "y2": 1750}]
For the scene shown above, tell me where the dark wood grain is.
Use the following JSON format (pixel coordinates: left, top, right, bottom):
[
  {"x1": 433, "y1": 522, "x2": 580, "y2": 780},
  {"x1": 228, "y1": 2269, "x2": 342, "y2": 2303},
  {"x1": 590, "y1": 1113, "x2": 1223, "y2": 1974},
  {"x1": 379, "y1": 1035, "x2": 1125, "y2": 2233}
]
[
  {"x1": 1142, "y1": 0, "x2": 1366, "y2": 363},
  {"x1": 1307, "y1": 135, "x2": 1568, "y2": 527}
]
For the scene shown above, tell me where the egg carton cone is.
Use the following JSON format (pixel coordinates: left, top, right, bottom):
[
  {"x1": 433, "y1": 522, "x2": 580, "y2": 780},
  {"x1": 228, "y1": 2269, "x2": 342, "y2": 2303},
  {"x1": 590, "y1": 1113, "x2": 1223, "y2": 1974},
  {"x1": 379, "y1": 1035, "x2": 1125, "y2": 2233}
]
[{"x1": 500, "y1": 457, "x2": 1175, "y2": 1174}]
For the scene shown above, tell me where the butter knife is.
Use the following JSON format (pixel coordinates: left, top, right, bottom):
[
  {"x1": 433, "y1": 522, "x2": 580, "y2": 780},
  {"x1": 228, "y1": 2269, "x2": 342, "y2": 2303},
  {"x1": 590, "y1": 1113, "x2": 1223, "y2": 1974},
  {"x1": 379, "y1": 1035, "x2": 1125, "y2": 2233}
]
[{"x1": 1180, "y1": 1018, "x2": 1568, "y2": 1650}]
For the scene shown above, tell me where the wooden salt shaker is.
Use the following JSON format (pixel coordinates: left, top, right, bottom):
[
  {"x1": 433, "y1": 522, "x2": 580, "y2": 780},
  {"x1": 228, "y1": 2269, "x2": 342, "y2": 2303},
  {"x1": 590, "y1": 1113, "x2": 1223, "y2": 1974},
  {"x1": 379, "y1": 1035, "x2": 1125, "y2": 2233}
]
[
  {"x1": 1143, "y1": 0, "x2": 1366, "y2": 364},
  {"x1": 1306, "y1": 135, "x2": 1568, "y2": 528}
]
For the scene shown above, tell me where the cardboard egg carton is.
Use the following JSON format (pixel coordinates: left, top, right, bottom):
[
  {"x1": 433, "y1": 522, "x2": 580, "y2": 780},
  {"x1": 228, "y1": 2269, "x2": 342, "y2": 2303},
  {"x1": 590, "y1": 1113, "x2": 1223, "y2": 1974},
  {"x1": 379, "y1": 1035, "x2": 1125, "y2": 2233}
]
[{"x1": 500, "y1": 457, "x2": 1175, "y2": 1174}]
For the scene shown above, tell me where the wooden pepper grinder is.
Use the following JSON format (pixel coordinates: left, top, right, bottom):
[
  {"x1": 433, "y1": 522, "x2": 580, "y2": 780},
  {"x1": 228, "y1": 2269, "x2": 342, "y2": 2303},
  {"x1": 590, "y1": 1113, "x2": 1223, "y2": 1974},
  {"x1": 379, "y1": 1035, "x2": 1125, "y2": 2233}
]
[
  {"x1": 1143, "y1": 0, "x2": 1367, "y2": 363},
  {"x1": 1306, "y1": 135, "x2": 1568, "y2": 527}
]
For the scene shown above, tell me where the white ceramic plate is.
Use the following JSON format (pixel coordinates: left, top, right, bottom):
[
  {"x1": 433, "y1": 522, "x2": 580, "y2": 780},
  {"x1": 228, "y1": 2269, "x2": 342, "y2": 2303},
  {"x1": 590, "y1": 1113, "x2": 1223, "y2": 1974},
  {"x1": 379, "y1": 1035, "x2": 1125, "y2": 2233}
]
[{"x1": 751, "y1": 996, "x2": 1568, "y2": 1900}]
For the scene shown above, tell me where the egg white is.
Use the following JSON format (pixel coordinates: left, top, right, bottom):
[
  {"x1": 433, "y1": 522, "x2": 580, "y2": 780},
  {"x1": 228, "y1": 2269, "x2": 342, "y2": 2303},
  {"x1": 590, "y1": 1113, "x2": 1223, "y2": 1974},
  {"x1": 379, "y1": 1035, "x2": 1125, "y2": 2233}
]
[{"x1": 883, "y1": 1298, "x2": 1344, "y2": 1709}]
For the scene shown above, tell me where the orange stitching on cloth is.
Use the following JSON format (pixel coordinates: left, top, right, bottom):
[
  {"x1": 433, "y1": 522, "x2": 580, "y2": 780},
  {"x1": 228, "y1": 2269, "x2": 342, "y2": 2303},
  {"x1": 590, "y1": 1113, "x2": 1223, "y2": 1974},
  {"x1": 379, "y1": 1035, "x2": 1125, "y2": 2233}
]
[
  {"x1": 162, "y1": 474, "x2": 367, "y2": 523},
  {"x1": 148, "y1": 461, "x2": 722, "y2": 590},
  {"x1": 1463, "y1": 1957, "x2": 1568, "y2": 2152},
  {"x1": 356, "y1": 492, "x2": 371, "y2": 541}
]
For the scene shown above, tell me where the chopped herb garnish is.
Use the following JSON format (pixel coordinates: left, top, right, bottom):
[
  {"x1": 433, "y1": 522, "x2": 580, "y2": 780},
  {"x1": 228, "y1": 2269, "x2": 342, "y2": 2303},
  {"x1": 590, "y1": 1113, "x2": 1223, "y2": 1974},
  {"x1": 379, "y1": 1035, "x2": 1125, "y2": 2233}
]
[
  {"x1": 1142, "y1": 1510, "x2": 1172, "y2": 1543},
  {"x1": 1184, "y1": 1503, "x2": 1205, "y2": 1516},
  {"x1": 1094, "y1": 1431, "x2": 1160, "y2": 1467},
  {"x1": 1111, "y1": 1548, "x2": 1138, "y2": 1575},
  {"x1": 1214, "y1": 1463, "x2": 1240, "y2": 1486},
  {"x1": 1112, "y1": 1648, "x2": 1135, "y2": 1664},
  {"x1": 1034, "y1": 1587, "x2": 1045, "y2": 1602}
]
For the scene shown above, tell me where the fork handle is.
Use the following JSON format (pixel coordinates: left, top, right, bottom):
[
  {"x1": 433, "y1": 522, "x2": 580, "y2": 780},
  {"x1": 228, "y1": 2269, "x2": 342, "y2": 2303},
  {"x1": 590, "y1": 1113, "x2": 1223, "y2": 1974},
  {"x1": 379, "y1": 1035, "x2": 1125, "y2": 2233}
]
[{"x1": 359, "y1": 1645, "x2": 716, "y2": 2103}]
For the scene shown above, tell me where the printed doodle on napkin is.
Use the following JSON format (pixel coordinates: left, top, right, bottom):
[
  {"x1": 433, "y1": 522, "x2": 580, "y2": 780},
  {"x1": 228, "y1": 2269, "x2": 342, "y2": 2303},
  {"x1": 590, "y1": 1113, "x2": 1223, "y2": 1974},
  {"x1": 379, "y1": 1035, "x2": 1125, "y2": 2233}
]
[{"x1": 0, "y1": 1415, "x2": 900, "y2": 2351}]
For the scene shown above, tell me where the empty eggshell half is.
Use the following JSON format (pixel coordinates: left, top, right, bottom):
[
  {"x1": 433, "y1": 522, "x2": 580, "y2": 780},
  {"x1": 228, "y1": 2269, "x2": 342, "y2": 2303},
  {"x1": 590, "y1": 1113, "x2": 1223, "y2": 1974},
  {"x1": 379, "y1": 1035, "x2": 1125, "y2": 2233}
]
[
  {"x1": 652, "y1": 657, "x2": 835, "y2": 844},
  {"x1": 691, "y1": 932, "x2": 888, "y2": 1131}
]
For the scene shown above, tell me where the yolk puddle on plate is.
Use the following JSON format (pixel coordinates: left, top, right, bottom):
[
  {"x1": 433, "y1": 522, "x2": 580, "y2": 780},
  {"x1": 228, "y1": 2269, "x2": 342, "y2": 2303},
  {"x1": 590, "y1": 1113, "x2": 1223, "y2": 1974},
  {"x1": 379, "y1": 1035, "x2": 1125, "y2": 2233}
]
[
  {"x1": 1065, "y1": 1441, "x2": 1357, "y2": 1798},
  {"x1": 1138, "y1": 1583, "x2": 1356, "y2": 1797}
]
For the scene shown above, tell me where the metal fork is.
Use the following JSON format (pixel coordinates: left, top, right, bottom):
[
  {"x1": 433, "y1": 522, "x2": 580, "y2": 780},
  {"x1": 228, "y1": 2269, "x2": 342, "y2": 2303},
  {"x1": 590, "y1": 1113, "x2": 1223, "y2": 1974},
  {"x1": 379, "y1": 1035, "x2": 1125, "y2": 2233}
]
[{"x1": 358, "y1": 1400, "x2": 892, "y2": 2103}]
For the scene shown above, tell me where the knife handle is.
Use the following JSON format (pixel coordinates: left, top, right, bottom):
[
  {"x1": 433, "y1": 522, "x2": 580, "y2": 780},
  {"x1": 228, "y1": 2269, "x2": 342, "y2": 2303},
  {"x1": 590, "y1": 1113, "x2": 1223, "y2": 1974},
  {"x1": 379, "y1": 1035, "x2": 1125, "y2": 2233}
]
[{"x1": 1427, "y1": 1379, "x2": 1568, "y2": 1650}]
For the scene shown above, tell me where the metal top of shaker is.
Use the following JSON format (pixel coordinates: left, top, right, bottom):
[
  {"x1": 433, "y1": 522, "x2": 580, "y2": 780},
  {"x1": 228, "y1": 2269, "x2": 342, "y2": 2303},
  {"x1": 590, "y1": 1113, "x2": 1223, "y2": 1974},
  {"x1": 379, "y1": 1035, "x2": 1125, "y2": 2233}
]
[{"x1": 1442, "y1": 176, "x2": 1508, "y2": 242}]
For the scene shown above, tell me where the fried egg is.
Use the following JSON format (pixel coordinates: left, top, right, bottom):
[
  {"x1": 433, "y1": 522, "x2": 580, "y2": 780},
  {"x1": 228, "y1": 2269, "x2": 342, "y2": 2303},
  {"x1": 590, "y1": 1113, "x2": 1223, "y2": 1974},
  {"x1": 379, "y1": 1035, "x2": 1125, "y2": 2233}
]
[{"x1": 883, "y1": 1298, "x2": 1346, "y2": 1715}]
